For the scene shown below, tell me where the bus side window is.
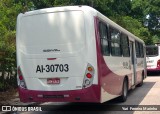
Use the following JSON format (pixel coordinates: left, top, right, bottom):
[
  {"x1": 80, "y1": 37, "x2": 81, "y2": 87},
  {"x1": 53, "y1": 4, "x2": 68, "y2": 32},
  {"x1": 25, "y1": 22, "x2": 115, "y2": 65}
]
[
  {"x1": 121, "y1": 33, "x2": 130, "y2": 57},
  {"x1": 139, "y1": 43, "x2": 144, "y2": 58},
  {"x1": 135, "y1": 41, "x2": 140, "y2": 58},
  {"x1": 109, "y1": 27, "x2": 122, "y2": 56},
  {"x1": 99, "y1": 22, "x2": 110, "y2": 56}
]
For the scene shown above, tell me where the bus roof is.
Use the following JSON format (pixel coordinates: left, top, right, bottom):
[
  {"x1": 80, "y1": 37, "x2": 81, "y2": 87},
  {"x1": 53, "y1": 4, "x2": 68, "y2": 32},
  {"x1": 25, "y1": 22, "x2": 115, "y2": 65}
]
[
  {"x1": 19, "y1": 5, "x2": 144, "y2": 44},
  {"x1": 21, "y1": 6, "x2": 97, "y2": 16},
  {"x1": 146, "y1": 45, "x2": 157, "y2": 47}
]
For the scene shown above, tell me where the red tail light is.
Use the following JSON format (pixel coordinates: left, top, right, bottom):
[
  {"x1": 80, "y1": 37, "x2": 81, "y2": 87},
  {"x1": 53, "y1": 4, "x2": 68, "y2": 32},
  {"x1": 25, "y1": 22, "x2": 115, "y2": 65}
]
[
  {"x1": 19, "y1": 75, "x2": 23, "y2": 80},
  {"x1": 18, "y1": 67, "x2": 23, "y2": 80},
  {"x1": 157, "y1": 60, "x2": 160, "y2": 67},
  {"x1": 17, "y1": 66, "x2": 27, "y2": 89},
  {"x1": 86, "y1": 73, "x2": 92, "y2": 78}
]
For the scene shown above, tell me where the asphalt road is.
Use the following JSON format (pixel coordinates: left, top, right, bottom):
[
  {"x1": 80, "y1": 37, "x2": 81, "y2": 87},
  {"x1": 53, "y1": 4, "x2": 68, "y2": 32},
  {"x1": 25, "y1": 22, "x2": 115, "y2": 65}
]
[{"x1": 2, "y1": 73, "x2": 160, "y2": 114}]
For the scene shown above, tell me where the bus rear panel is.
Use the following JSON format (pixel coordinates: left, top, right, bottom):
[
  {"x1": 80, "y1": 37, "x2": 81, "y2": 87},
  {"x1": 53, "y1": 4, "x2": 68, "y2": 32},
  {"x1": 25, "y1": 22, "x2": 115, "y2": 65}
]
[
  {"x1": 146, "y1": 45, "x2": 160, "y2": 72},
  {"x1": 16, "y1": 7, "x2": 100, "y2": 102}
]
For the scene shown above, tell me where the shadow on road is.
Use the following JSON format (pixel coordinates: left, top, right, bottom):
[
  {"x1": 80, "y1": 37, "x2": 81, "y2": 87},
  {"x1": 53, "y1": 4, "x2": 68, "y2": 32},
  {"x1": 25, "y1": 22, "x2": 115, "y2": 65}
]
[{"x1": 147, "y1": 71, "x2": 160, "y2": 76}]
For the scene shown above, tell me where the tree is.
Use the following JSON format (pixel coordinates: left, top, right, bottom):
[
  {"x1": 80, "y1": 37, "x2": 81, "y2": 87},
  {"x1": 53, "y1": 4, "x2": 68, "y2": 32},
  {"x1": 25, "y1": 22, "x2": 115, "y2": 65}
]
[
  {"x1": 1, "y1": 0, "x2": 160, "y2": 91},
  {"x1": 143, "y1": 0, "x2": 160, "y2": 42},
  {"x1": 0, "y1": 0, "x2": 23, "y2": 90}
]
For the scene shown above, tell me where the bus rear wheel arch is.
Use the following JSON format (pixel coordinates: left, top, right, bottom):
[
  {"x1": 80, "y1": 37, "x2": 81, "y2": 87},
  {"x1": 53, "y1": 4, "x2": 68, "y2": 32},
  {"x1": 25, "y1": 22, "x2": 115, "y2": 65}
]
[{"x1": 119, "y1": 77, "x2": 128, "y2": 102}]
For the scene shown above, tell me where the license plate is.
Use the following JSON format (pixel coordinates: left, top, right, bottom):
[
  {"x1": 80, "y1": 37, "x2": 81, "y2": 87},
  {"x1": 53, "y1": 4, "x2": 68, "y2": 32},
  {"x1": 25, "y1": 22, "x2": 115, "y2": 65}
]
[
  {"x1": 47, "y1": 78, "x2": 60, "y2": 84},
  {"x1": 36, "y1": 64, "x2": 69, "y2": 73}
]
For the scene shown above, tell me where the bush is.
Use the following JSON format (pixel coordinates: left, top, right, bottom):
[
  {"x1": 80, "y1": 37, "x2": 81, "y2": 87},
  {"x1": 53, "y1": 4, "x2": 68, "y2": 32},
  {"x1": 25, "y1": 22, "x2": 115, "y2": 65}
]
[{"x1": 0, "y1": 72, "x2": 17, "y2": 91}]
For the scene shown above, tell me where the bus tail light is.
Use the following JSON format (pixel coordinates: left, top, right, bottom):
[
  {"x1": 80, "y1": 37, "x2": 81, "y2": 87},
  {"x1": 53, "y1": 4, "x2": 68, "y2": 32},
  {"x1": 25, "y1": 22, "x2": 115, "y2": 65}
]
[
  {"x1": 82, "y1": 63, "x2": 94, "y2": 88},
  {"x1": 86, "y1": 73, "x2": 92, "y2": 78},
  {"x1": 18, "y1": 66, "x2": 27, "y2": 89},
  {"x1": 157, "y1": 60, "x2": 160, "y2": 67}
]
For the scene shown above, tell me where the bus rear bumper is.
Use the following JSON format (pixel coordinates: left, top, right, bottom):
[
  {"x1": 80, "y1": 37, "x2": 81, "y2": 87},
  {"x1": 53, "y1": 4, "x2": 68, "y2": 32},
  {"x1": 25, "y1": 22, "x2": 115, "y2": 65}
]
[
  {"x1": 147, "y1": 67, "x2": 160, "y2": 72},
  {"x1": 18, "y1": 85, "x2": 100, "y2": 103}
]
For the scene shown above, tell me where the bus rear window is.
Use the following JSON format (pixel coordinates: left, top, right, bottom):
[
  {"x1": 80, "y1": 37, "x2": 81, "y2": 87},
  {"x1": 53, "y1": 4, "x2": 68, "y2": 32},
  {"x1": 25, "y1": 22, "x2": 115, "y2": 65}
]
[
  {"x1": 19, "y1": 11, "x2": 85, "y2": 49},
  {"x1": 18, "y1": 11, "x2": 86, "y2": 55},
  {"x1": 146, "y1": 46, "x2": 158, "y2": 57}
]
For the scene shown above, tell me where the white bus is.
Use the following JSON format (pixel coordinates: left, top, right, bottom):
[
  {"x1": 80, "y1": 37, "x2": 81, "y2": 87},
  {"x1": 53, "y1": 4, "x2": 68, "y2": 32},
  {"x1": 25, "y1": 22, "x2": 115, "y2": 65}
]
[
  {"x1": 146, "y1": 45, "x2": 160, "y2": 72},
  {"x1": 16, "y1": 6, "x2": 146, "y2": 103}
]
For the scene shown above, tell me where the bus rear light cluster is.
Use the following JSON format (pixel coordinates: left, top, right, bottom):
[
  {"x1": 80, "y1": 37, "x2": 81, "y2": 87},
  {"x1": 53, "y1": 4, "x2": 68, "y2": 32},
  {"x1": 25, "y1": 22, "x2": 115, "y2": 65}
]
[
  {"x1": 18, "y1": 66, "x2": 27, "y2": 89},
  {"x1": 82, "y1": 63, "x2": 94, "y2": 88},
  {"x1": 157, "y1": 60, "x2": 160, "y2": 67}
]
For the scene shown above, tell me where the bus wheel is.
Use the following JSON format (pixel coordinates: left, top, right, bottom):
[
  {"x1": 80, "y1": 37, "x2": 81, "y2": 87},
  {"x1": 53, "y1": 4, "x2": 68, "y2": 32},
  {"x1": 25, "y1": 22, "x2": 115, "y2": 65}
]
[{"x1": 119, "y1": 79, "x2": 128, "y2": 102}]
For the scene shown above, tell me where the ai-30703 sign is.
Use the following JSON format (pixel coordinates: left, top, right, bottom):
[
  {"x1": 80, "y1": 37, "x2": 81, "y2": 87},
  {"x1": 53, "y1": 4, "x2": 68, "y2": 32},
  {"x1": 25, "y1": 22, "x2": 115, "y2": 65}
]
[{"x1": 36, "y1": 64, "x2": 69, "y2": 73}]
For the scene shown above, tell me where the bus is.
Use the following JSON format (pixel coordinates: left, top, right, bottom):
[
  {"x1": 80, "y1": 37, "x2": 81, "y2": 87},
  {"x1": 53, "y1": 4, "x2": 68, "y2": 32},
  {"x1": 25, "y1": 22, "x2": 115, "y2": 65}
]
[
  {"x1": 16, "y1": 6, "x2": 146, "y2": 103},
  {"x1": 146, "y1": 44, "x2": 160, "y2": 72}
]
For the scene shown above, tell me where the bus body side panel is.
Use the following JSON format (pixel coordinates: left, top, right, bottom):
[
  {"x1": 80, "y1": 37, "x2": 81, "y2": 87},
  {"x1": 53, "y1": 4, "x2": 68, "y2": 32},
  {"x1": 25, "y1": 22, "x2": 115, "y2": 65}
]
[
  {"x1": 129, "y1": 39, "x2": 146, "y2": 87},
  {"x1": 143, "y1": 46, "x2": 147, "y2": 79},
  {"x1": 136, "y1": 57, "x2": 145, "y2": 84},
  {"x1": 94, "y1": 17, "x2": 130, "y2": 103},
  {"x1": 94, "y1": 14, "x2": 146, "y2": 103}
]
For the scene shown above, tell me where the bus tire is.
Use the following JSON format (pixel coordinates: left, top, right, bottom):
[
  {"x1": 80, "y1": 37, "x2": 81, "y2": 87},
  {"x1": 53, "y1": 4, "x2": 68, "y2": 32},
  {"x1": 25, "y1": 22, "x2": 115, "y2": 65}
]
[{"x1": 119, "y1": 79, "x2": 128, "y2": 102}]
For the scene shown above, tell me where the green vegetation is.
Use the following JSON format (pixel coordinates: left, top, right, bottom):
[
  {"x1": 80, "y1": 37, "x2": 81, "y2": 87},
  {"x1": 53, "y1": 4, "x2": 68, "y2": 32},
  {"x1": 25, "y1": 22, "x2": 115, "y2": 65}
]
[{"x1": 0, "y1": 0, "x2": 160, "y2": 90}]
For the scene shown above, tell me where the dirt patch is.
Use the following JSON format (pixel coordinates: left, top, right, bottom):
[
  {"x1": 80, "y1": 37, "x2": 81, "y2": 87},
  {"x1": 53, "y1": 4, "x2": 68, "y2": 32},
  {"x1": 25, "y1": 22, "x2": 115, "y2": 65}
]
[
  {"x1": 0, "y1": 88, "x2": 40, "y2": 105},
  {"x1": 0, "y1": 88, "x2": 18, "y2": 105}
]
